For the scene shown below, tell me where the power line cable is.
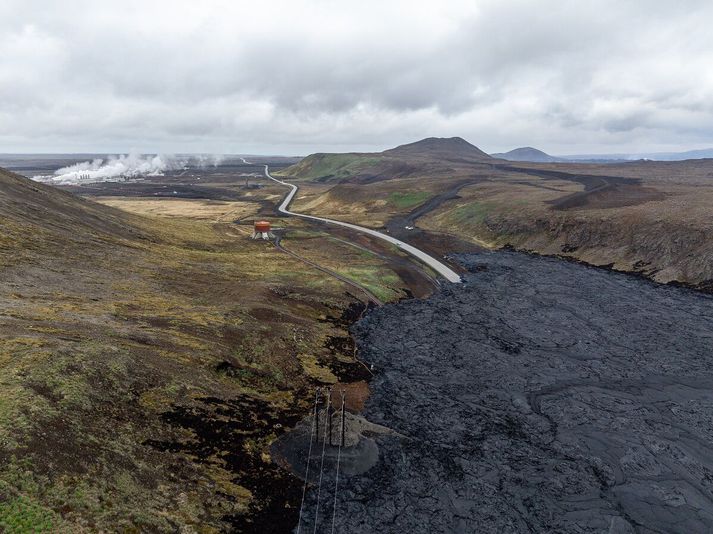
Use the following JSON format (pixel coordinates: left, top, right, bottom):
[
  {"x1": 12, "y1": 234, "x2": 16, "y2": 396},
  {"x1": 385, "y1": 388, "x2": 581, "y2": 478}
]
[
  {"x1": 313, "y1": 388, "x2": 331, "y2": 533},
  {"x1": 331, "y1": 390, "x2": 346, "y2": 534},
  {"x1": 296, "y1": 388, "x2": 320, "y2": 534}
]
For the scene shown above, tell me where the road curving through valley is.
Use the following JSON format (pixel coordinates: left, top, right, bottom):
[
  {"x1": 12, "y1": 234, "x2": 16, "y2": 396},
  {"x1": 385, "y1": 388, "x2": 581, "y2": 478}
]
[{"x1": 262, "y1": 165, "x2": 462, "y2": 283}]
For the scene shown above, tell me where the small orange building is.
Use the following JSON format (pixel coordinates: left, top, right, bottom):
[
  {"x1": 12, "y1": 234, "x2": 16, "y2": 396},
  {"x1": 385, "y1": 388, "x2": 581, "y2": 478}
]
[{"x1": 252, "y1": 220, "x2": 274, "y2": 240}]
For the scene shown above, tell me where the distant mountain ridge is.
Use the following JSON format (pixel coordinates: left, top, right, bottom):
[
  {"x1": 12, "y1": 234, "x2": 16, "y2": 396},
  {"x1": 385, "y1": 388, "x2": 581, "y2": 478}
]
[
  {"x1": 565, "y1": 148, "x2": 713, "y2": 162},
  {"x1": 493, "y1": 146, "x2": 713, "y2": 163},
  {"x1": 491, "y1": 147, "x2": 566, "y2": 163}
]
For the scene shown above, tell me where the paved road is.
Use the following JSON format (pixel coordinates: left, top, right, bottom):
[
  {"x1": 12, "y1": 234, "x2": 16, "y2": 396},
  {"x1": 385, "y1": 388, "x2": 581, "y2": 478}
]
[{"x1": 261, "y1": 165, "x2": 462, "y2": 284}]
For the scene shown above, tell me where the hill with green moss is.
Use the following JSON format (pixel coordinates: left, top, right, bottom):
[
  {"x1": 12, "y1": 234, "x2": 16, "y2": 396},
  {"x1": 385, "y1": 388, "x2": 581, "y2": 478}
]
[
  {"x1": 279, "y1": 137, "x2": 494, "y2": 183},
  {"x1": 0, "y1": 167, "x2": 370, "y2": 531}
]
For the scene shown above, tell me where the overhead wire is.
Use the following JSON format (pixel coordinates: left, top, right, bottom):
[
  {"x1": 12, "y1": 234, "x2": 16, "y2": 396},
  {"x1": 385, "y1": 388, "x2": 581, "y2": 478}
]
[
  {"x1": 296, "y1": 388, "x2": 320, "y2": 534},
  {"x1": 313, "y1": 387, "x2": 332, "y2": 533},
  {"x1": 331, "y1": 390, "x2": 346, "y2": 534}
]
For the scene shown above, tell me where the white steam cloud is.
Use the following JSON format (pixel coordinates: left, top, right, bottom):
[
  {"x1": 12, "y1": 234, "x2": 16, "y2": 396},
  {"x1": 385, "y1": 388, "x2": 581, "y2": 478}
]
[
  {"x1": 192, "y1": 154, "x2": 226, "y2": 169},
  {"x1": 34, "y1": 153, "x2": 226, "y2": 185}
]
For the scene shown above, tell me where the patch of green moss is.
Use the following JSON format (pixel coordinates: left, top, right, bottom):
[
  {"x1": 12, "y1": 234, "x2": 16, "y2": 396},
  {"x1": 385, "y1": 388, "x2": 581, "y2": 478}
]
[
  {"x1": 0, "y1": 496, "x2": 58, "y2": 533},
  {"x1": 0, "y1": 460, "x2": 64, "y2": 533},
  {"x1": 449, "y1": 201, "x2": 494, "y2": 225},
  {"x1": 388, "y1": 191, "x2": 431, "y2": 209},
  {"x1": 341, "y1": 266, "x2": 404, "y2": 302},
  {"x1": 298, "y1": 353, "x2": 338, "y2": 383},
  {"x1": 280, "y1": 154, "x2": 382, "y2": 182}
]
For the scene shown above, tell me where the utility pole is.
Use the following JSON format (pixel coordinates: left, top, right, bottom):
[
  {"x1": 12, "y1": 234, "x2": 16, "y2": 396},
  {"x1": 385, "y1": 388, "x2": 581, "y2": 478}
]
[
  {"x1": 340, "y1": 389, "x2": 346, "y2": 447},
  {"x1": 315, "y1": 388, "x2": 321, "y2": 441},
  {"x1": 326, "y1": 388, "x2": 332, "y2": 446}
]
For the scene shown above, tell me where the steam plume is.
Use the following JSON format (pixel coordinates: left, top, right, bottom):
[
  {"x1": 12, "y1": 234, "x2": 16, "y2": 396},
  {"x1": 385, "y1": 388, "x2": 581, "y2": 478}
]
[{"x1": 34, "y1": 153, "x2": 225, "y2": 185}]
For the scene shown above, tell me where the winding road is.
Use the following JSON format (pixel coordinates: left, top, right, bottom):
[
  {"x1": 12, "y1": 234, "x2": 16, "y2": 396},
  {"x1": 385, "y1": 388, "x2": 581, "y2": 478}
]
[{"x1": 261, "y1": 165, "x2": 462, "y2": 283}]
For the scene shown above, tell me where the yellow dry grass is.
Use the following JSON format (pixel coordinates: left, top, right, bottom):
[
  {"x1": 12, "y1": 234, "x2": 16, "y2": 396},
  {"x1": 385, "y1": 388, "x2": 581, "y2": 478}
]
[{"x1": 95, "y1": 197, "x2": 259, "y2": 222}]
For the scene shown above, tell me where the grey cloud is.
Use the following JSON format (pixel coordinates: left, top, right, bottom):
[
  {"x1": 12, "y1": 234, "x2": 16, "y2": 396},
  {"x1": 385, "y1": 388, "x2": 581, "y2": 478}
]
[{"x1": 1, "y1": 0, "x2": 713, "y2": 154}]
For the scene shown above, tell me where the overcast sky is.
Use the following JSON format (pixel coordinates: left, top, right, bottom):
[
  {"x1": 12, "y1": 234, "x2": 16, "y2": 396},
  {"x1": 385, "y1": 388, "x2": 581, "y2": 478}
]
[{"x1": 1, "y1": 0, "x2": 712, "y2": 155}]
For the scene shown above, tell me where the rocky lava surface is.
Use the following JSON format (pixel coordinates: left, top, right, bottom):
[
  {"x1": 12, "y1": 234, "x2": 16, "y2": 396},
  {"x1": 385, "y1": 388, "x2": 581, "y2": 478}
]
[{"x1": 299, "y1": 251, "x2": 713, "y2": 533}]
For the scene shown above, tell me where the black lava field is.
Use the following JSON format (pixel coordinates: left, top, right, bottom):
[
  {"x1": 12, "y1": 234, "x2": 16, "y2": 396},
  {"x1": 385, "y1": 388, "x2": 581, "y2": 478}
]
[{"x1": 300, "y1": 251, "x2": 713, "y2": 533}]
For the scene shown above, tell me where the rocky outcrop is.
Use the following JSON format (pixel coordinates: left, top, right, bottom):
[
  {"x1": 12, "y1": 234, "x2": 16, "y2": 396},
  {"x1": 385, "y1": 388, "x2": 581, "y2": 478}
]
[{"x1": 475, "y1": 211, "x2": 713, "y2": 288}]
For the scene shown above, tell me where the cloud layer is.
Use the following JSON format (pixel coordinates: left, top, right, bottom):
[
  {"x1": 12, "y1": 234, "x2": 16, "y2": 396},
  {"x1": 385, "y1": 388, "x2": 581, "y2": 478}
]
[{"x1": 2, "y1": 0, "x2": 713, "y2": 154}]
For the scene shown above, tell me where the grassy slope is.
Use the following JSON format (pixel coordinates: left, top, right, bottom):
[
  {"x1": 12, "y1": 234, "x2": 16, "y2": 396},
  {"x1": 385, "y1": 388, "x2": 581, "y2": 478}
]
[
  {"x1": 275, "y1": 153, "x2": 383, "y2": 182},
  {"x1": 277, "y1": 138, "x2": 493, "y2": 184},
  {"x1": 419, "y1": 176, "x2": 713, "y2": 285},
  {"x1": 387, "y1": 191, "x2": 431, "y2": 209},
  {"x1": 289, "y1": 180, "x2": 434, "y2": 228},
  {"x1": 0, "y1": 168, "x2": 370, "y2": 532}
]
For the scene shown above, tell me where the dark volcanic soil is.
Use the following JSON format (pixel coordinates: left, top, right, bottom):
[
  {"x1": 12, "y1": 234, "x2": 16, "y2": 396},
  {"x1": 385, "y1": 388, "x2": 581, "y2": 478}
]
[{"x1": 298, "y1": 251, "x2": 713, "y2": 533}]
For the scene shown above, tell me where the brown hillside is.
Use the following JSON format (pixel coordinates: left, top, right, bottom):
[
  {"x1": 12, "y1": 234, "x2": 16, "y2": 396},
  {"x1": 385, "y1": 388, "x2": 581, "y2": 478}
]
[
  {"x1": 0, "y1": 167, "x2": 145, "y2": 241},
  {"x1": 0, "y1": 167, "x2": 374, "y2": 531}
]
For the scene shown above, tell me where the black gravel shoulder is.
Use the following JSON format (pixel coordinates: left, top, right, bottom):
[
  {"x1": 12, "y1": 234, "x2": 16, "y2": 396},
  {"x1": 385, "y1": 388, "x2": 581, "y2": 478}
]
[{"x1": 299, "y1": 251, "x2": 713, "y2": 533}]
